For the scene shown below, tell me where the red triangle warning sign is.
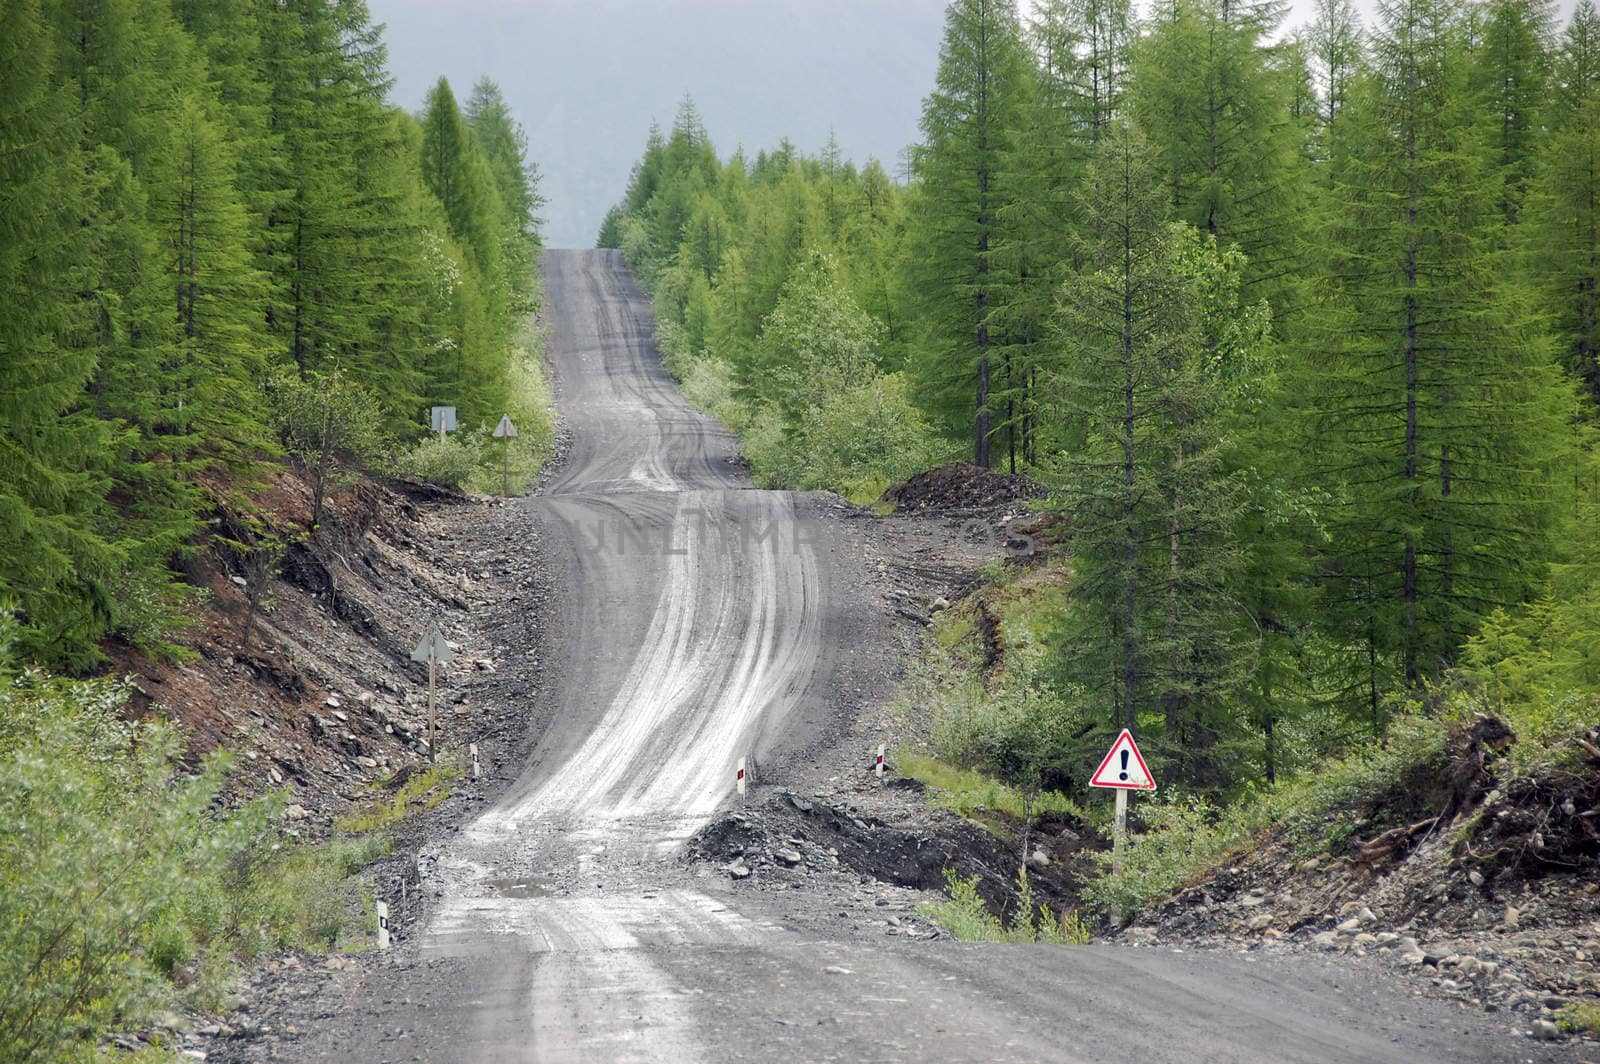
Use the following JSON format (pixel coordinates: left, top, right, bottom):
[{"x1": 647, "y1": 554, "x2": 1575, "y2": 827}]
[{"x1": 1089, "y1": 729, "x2": 1156, "y2": 790}]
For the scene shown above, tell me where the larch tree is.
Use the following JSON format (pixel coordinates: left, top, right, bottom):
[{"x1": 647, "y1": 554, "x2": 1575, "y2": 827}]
[
  {"x1": 1048, "y1": 121, "x2": 1254, "y2": 781},
  {"x1": 151, "y1": 93, "x2": 272, "y2": 469},
  {"x1": 909, "y1": 0, "x2": 1032, "y2": 468},
  {"x1": 49, "y1": 0, "x2": 222, "y2": 651},
  {"x1": 422, "y1": 78, "x2": 502, "y2": 283},
  {"x1": 1471, "y1": 0, "x2": 1555, "y2": 227},
  {"x1": 1131, "y1": 0, "x2": 1312, "y2": 321},
  {"x1": 1304, "y1": 0, "x2": 1574, "y2": 716},
  {"x1": 466, "y1": 77, "x2": 544, "y2": 314},
  {"x1": 997, "y1": 0, "x2": 1134, "y2": 466},
  {"x1": 1525, "y1": 1, "x2": 1600, "y2": 403},
  {"x1": 1308, "y1": 0, "x2": 1365, "y2": 179},
  {"x1": 0, "y1": 0, "x2": 122, "y2": 666}
]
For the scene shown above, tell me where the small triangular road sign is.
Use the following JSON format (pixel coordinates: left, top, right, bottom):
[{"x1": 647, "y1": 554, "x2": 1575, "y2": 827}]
[
  {"x1": 492, "y1": 414, "x2": 518, "y2": 439},
  {"x1": 410, "y1": 623, "x2": 455, "y2": 664},
  {"x1": 1089, "y1": 729, "x2": 1156, "y2": 790}
]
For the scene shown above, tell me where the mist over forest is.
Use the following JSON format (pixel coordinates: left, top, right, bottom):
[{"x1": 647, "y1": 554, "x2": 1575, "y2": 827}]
[{"x1": 373, "y1": 0, "x2": 947, "y2": 247}]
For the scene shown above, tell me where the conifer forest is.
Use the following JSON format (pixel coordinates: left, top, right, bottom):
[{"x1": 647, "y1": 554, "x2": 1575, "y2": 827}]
[
  {"x1": 4, "y1": 0, "x2": 1600, "y2": 1060},
  {"x1": 603, "y1": 0, "x2": 1600, "y2": 792}
]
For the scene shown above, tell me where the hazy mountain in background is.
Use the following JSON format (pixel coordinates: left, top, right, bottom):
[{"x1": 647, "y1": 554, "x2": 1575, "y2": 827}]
[{"x1": 371, "y1": 0, "x2": 948, "y2": 248}]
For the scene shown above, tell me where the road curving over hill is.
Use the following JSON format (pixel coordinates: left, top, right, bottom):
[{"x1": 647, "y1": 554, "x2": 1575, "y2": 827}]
[{"x1": 291, "y1": 249, "x2": 1579, "y2": 1064}]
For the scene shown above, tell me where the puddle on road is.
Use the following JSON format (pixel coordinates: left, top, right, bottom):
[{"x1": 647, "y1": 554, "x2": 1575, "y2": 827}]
[{"x1": 489, "y1": 876, "x2": 553, "y2": 898}]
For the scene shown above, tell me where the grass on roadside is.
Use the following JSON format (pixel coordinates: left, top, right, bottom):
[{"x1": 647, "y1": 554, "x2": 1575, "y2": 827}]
[
  {"x1": 1558, "y1": 1002, "x2": 1600, "y2": 1036},
  {"x1": 897, "y1": 751, "x2": 1088, "y2": 828},
  {"x1": 336, "y1": 761, "x2": 461, "y2": 835},
  {"x1": 919, "y1": 869, "x2": 1091, "y2": 945}
]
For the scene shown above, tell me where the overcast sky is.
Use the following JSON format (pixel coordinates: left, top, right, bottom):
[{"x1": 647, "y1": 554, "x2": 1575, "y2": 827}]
[
  {"x1": 372, "y1": 0, "x2": 948, "y2": 247},
  {"x1": 370, "y1": 0, "x2": 1586, "y2": 249}
]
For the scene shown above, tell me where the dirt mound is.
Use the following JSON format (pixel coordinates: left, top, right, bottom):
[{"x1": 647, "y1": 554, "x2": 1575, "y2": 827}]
[
  {"x1": 688, "y1": 787, "x2": 1098, "y2": 920},
  {"x1": 880, "y1": 462, "x2": 1044, "y2": 513}
]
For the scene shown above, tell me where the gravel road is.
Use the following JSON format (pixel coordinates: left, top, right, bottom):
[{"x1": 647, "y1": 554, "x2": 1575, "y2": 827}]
[{"x1": 288, "y1": 249, "x2": 1583, "y2": 1064}]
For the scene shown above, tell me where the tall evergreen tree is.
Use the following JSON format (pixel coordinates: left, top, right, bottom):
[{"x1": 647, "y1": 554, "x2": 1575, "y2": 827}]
[
  {"x1": 1308, "y1": 0, "x2": 1365, "y2": 179},
  {"x1": 1472, "y1": 0, "x2": 1554, "y2": 226},
  {"x1": 0, "y1": 0, "x2": 121, "y2": 665},
  {"x1": 422, "y1": 78, "x2": 502, "y2": 282},
  {"x1": 998, "y1": 0, "x2": 1134, "y2": 466},
  {"x1": 150, "y1": 93, "x2": 272, "y2": 467},
  {"x1": 1525, "y1": 1, "x2": 1600, "y2": 402},
  {"x1": 466, "y1": 77, "x2": 543, "y2": 312},
  {"x1": 909, "y1": 0, "x2": 1032, "y2": 467},
  {"x1": 1131, "y1": 0, "x2": 1311, "y2": 318},
  {"x1": 1304, "y1": 0, "x2": 1573, "y2": 711},
  {"x1": 1049, "y1": 122, "x2": 1254, "y2": 780}
]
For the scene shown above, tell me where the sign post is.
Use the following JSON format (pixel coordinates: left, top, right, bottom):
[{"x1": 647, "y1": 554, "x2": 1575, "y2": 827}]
[
  {"x1": 1113, "y1": 789, "x2": 1128, "y2": 875},
  {"x1": 1088, "y1": 729, "x2": 1156, "y2": 876},
  {"x1": 430, "y1": 405, "x2": 457, "y2": 449},
  {"x1": 492, "y1": 414, "x2": 518, "y2": 498},
  {"x1": 410, "y1": 621, "x2": 454, "y2": 763}
]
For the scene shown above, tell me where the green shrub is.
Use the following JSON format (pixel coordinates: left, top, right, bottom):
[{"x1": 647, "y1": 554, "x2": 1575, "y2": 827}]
[
  {"x1": 463, "y1": 324, "x2": 556, "y2": 496},
  {"x1": 396, "y1": 432, "x2": 485, "y2": 488},
  {"x1": 1558, "y1": 1001, "x2": 1600, "y2": 1035},
  {"x1": 396, "y1": 341, "x2": 554, "y2": 495},
  {"x1": 337, "y1": 762, "x2": 460, "y2": 835},
  {"x1": 897, "y1": 752, "x2": 1087, "y2": 825},
  {"x1": 678, "y1": 353, "x2": 752, "y2": 433},
  {"x1": 785, "y1": 372, "x2": 945, "y2": 503},
  {"x1": 664, "y1": 343, "x2": 947, "y2": 504},
  {"x1": 0, "y1": 666, "x2": 238, "y2": 1059},
  {"x1": 1269, "y1": 713, "x2": 1449, "y2": 851},
  {"x1": 919, "y1": 869, "x2": 1091, "y2": 944},
  {"x1": 1079, "y1": 791, "x2": 1240, "y2": 919},
  {"x1": 920, "y1": 869, "x2": 1004, "y2": 941},
  {"x1": 0, "y1": 623, "x2": 389, "y2": 1061},
  {"x1": 227, "y1": 834, "x2": 388, "y2": 958},
  {"x1": 268, "y1": 369, "x2": 389, "y2": 526}
]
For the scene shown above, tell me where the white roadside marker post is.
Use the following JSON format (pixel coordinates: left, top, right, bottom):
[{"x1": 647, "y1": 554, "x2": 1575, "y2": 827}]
[
  {"x1": 736, "y1": 757, "x2": 746, "y2": 805},
  {"x1": 469, "y1": 742, "x2": 482, "y2": 780},
  {"x1": 376, "y1": 901, "x2": 390, "y2": 950},
  {"x1": 875, "y1": 744, "x2": 885, "y2": 781}
]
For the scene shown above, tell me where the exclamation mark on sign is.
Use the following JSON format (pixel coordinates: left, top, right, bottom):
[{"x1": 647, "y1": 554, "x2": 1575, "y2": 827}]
[{"x1": 1119, "y1": 749, "x2": 1130, "y2": 782}]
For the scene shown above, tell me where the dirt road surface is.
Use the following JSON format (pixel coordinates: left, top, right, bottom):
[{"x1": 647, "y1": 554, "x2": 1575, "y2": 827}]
[{"x1": 286, "y1": 250, "x2": 1581, "y2": 1064}]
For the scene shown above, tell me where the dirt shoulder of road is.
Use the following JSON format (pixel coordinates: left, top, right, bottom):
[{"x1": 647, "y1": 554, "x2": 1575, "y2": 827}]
[{"x1": 104, "y1": 427, "x2": 573, "y2": 1060}]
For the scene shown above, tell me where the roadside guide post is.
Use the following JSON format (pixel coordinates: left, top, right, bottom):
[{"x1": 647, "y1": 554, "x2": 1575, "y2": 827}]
[
  {"x1": 736, "y1": 757, "x2": 746, "y2": 805},
  {"x1": 410, "y1": 621, "x2": 454, "y2": 764},
  {"x1": 1088, "y1": 729, "x2": 1156, "y2": 876},
  {"x1": 431, "y1": 405, "x2": 457, "y2": 450},
  {"x1": 376, "y1": 900, "x2": 390, "y2": 950},
  {"x1": 875, "y1": 743, "x2": 885, "y2": 781},
  {"x1": 492, "y1": 414, "x2": 518, "y2": 498}
]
